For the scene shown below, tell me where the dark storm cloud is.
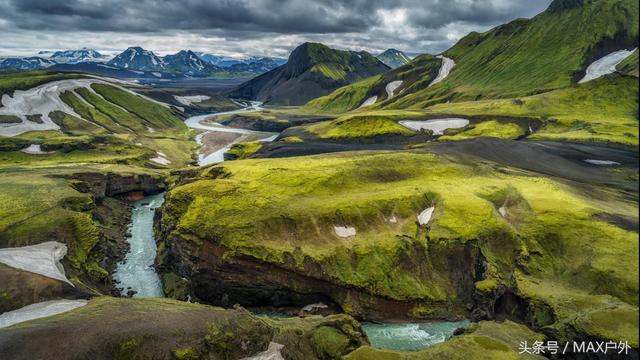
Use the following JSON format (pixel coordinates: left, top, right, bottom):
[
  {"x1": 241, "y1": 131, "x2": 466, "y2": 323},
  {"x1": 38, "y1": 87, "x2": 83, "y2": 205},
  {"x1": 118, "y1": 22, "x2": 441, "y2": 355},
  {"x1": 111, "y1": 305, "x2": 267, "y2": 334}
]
[
  {"x1": 0, "y1": 0, "x2": 552, "y2": 57},
  {"x1": 2, "y1": 0, "x2": 549, "y2": 34},
  {"x1": 3, "y1": 0, "x2": 373, "y2": 33}
]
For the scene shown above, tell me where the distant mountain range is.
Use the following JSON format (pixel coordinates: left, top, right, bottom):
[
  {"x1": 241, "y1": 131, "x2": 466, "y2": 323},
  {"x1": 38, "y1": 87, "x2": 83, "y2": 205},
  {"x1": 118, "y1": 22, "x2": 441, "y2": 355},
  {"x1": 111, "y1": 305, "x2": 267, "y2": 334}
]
[
  {"x1": 0, "y1": 47, "x2": 288, "y2": 79},
  {"x1": 228, "y1": 42, "x2": 390, "y2": 105},
  {"x1": 47, "y1": 48, "x2": 109, "y2": 64},
  {"x1": 0, "y1": 57, "x2": 56, "y2": 71},
  {"x1": 0, "y1": 46, "x2": 413, "y2": 81},
  {"x1": 197, "y1": 53, "x2": 287, "y2": 69}
]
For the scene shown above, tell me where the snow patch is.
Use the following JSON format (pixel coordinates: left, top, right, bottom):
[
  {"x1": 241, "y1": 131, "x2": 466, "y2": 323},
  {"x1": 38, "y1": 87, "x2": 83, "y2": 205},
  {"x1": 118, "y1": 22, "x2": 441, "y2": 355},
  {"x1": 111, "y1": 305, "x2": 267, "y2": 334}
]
[
  {"x1": 0, "y1": 241, "x2": 73, "y2": 285},
  {"x1": 399, "y1": 118, "x2": 469, "y2": 135},
  {"x1": 578, "y1": 48, "x2": 636, "y2": 84},
  {"x1": 498, "y1": 204, "x2": 507, "y2": 217},
  {"x1": 97, "y1": 64, "x2": 118, "y2": 69},
  {"x1": 584, "y1": 159, "x2": 621, "y2": 166},
  {"x1": 241, "y1": 342, "x2": 285, "y2": 360},
  {"x1": 429, "y1": 56, "x2": 455, "y2": 87},
  {"x1": 417, "y1": 206, "x2": 435, "y2": 226},
  {"x1": 150, "y1": 152, "x2": 171, "y2": 165},
  {"x1": 20, "y1": 144, "x2": 53, "y2": 155},
  {"x1": 173, "y1": 95, "x2": 211, "y2": 106},
  {"x1": 334, "y1": 226, "x2": 356, "y2": 238},
  {"x1": 301, "y1": 302, "x2": 328, "y2": 312},
  {"x1": 0, "y1": 299, "x2": 87, "y2": 328},
  {"x1": 385, "y1": 80, "x2": 403, "y2": 98},
  {"x1": 358, "y1": 96, "x2": 377, "y2": 108}
]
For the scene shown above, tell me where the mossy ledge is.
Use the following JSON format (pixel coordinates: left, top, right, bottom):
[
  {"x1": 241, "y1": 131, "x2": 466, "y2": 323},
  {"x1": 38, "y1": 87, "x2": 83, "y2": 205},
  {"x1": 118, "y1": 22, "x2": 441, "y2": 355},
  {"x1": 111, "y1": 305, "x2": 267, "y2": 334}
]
[
  {"x1": 0, "y1": 296, "x2": 367, "y2": 360},
  {"x1": 155, "y1": 149, "x2": 638, "y2": 352}
]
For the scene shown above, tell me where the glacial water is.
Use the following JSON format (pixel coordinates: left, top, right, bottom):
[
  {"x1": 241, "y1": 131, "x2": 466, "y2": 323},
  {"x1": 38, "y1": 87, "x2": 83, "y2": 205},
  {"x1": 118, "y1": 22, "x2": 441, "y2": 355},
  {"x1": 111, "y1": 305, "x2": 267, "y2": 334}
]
[
  {"x1": 362, "y1": 320, "x2": 470, "y2": 351},
  {"x1": 184, "y1": 101, "x2": 278, "y2": 166},
  {"x1": 113, "y1": 193, "x2": 164, "y2": 297}
]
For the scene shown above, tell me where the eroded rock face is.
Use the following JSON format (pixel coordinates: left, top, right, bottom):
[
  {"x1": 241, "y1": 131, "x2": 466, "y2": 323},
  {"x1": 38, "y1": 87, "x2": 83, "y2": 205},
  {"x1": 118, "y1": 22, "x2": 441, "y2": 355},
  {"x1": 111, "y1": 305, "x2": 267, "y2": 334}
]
[
  {"x1": 0, "y1": 297, "x2": 367, "y2": 360},
  {"x1": 57, "y1": 172, "x2": 166, "y2": 200},
  {"x1": 156, "y1": 224, "x2": 481, "y2": 321}
]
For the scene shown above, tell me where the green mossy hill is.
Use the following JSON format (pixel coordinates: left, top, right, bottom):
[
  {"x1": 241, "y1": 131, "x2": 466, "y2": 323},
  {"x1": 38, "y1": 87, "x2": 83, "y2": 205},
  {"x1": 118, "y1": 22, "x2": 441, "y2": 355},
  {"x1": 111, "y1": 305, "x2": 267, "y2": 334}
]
[
  {"x1": 228, "y1": 42, "x2": 389, "y2": 105},
  {"x1": 423, "y1": 75, "x2": 638, "y2": 146},
  {"x1": 425, "y1": 0, "x2": 637, "y2": 102},
  {"x1": 617, "y1": 48, "x2": 639, "y2": 77},
  {"x1": 159, "y1": 149, "x2": 638, "y2": 331},
  {"x1": 305, "y1": 54, "x2": 442, "y2": 113},
  {"x1": 310, "y1": 0, "x2": 638, "y2": 111},
  {"x1": 346, "y1": 320, "x2": 546, "y2": 360},
  {"x1": 304, "y1": 113, "x2": 416, "y2": 139},
  {"x1": 291, "y1": 109, "x2": 529, "y2": 144},
  {"x1": 438, "y1": 120, "x2": 524, "y2": 141},
  {"x1": 224, "y1": 141, "x2": 262, "y2": 160},
  {"x1": 0, "y1": 296, "x2": 367, "y2": 360}
]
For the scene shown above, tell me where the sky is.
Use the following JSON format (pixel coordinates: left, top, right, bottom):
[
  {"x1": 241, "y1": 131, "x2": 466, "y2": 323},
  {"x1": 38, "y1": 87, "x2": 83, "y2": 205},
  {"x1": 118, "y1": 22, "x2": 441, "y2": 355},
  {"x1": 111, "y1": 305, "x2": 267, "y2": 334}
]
[{"x1": 0, "y1": 0, "x2": 552, "y2": 58}]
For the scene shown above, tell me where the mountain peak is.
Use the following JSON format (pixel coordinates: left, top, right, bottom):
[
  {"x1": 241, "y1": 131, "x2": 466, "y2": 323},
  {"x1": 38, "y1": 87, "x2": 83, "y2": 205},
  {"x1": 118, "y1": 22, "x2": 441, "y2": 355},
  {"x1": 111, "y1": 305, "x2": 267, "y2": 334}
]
[
  {"x1": 230, "y1": 42, "x2": 389, "y2": 105},
  {"x1": 49, "y1": 48, "x2": 106, "y2": 64},
  {"x1": 376, "y1": 48, "x2": 410, "y2": 68},
  {"x1": 108, "y1": 47, "x2": 164, "y2": 70}
]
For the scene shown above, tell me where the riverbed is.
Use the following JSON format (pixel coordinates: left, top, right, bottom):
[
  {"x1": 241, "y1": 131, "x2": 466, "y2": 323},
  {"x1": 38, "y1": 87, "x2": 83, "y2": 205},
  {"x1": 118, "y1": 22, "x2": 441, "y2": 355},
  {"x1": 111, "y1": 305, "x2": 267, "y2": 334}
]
[
  {"x1": 184, "y1": 101, "x2": 278, "y2": 166},
  {"x1": 113, "y1": 193, "x2": 164, "y2": 297}
]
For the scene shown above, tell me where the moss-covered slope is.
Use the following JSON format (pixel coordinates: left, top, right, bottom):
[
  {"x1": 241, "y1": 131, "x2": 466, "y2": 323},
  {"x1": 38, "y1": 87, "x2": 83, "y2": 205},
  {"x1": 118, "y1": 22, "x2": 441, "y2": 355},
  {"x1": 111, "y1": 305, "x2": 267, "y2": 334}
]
[
  {"x1": 617, "y1": 48, "x2": 639, "y2": 77},
  {"x1": 398, "y1": 0, "x2": 638, "y2": 105},
  {"x1": 423, "y1": 75, "x2": 638, "y2": 146},
  {"x1": 305, "y1": 54, "x2": 442, "y2": 113},
  {"x1": 0, "y1": 296, "x2": 367, "y2": 360}
]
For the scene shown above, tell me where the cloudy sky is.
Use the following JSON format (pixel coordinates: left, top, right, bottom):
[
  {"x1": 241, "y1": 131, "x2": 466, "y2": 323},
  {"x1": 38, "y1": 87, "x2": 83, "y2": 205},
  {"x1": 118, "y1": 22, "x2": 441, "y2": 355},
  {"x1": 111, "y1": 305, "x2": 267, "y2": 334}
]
[{"x1": 0, "y1": 0, "x2": 552, "y2": 58}]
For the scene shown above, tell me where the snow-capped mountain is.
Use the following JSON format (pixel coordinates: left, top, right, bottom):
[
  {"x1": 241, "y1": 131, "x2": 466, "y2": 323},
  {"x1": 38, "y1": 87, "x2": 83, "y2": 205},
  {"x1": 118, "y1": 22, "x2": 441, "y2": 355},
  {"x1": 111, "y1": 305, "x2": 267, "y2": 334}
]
[
  {"x1": 196, "y1": 53, "x2": 242, "y2": 67},
  {"x1": 0, "y1": 57, "x2": 56, "y2": 70},
  {"x1": 163, "y1": 50, "x2": 216, "y2": 75},
  {"x1": 376, "y1": 49, "x2": 411, "y2": 68},
  {"x1": 107, "y1": 47, "x2": 165, "y2": 71},
  {"x1": 198, "y1": 53, "x2": 286, "y2": 70},
  {"x1": 49, "y1": 48, "x2": 108, "y2": 64},
  {"x1": 0, "y1": 46, "x2": 288, "y2": 78}
]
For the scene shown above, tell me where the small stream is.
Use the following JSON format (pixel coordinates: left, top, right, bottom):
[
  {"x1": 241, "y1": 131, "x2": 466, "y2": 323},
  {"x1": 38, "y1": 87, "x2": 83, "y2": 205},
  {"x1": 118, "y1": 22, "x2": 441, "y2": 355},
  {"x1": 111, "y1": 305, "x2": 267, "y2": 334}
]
[{"x1": 113, "y1": 193, "x2": 164, "y2": 297}]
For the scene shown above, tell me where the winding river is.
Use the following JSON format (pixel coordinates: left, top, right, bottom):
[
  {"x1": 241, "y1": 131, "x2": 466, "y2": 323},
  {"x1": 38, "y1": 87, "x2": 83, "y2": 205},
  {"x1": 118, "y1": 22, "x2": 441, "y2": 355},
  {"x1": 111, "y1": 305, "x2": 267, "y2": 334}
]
[
  {"x1": 184, "y1": 101, "x2": 278, "y2": 166},
  {"x1": 113, "y1": 193, "x2": 165, "y2": 297}
]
